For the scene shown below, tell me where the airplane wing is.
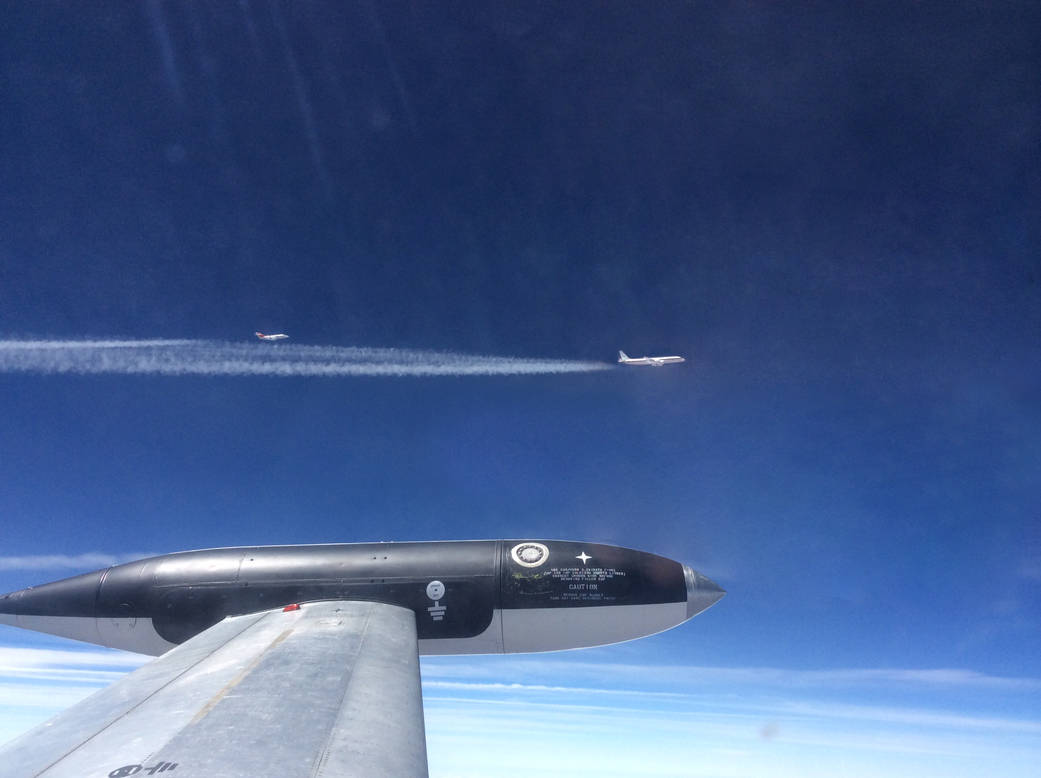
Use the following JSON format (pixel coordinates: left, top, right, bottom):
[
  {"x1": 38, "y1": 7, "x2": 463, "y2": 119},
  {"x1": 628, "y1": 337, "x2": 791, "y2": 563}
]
[{"x1": 0, "y1": 601, "x2": 428, "y2": 778}]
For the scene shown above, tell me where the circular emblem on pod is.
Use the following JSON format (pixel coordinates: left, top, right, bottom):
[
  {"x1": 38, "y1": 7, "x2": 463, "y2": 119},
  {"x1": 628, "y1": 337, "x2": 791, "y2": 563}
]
[
  {"x1": 426, "y1": 580, "x2": 445, "y2": 600},
  {"x1": 511, "y1": 542, "x2": 549, "y2": 568}
]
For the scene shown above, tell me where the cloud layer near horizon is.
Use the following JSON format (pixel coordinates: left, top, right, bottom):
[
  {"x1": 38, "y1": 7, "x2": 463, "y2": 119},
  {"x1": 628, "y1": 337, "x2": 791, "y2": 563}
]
[{"x1": 1, "y1": 644, "x2": 1038, "y2": 777}]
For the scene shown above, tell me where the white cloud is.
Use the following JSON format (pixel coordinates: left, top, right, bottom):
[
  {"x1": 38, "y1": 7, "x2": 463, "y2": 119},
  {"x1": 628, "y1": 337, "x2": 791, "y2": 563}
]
[
  {"x1": 421, "y1": 657, "x2": 1041, "y2": 691},
  {"x1": 422, "y1": 694, "x2": 1041, "y2": 777},
  {"x1": 417, "y1": 657, "x2": 1041, "y2": 774},
  {"x1": 0, "y1": 646, "x2": 148, "y2": 673},
  {"x1": 0, "y1": 682, "x2": 104, "y2": 710},
  {"x1": 775, "y1": 699, "x2": 1041, "y2": 734},
  {"x1": 0, "y1": 644, "x2": 1037, "y2": 777},
  {"x1": 422, "y1": 680, "x2": 687, "y2": 698},
  {"x1": 422, "y1": 684, "x2": 1041, "y2": 738}
]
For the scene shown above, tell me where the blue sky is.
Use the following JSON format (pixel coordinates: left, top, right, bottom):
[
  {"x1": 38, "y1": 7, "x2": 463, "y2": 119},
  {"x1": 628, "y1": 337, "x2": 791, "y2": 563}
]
[{"x1": 0, "y1": 2, "x2": 1038, "y2": 775}]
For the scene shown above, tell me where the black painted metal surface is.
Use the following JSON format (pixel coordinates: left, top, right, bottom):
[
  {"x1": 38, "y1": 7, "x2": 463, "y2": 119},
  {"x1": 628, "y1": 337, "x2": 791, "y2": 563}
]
[{"x1": 1, "y1": 539, "x2": 690, "y2": 646}]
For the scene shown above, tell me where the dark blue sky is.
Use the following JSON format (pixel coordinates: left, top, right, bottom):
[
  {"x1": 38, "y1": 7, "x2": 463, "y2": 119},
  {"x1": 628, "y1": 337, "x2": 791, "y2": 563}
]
[{"x1": 1, "y1": 3, "x2": 1039, "y2": 772}]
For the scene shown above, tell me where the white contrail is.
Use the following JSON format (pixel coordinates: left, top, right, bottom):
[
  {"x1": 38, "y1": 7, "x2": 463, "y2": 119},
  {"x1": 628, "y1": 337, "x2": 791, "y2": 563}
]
[{"x1": 0, "y1": 340, "x2": 609, "y2": 377}]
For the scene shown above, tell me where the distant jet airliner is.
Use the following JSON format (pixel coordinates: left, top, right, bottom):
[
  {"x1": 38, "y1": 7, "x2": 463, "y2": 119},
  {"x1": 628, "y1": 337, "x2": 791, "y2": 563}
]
[
  {"x1": 618, "y1": 350, "x2": 685, "y2": 366},
  {"x1": 255, "y1": 332, "x2": 289, "y2": 341}
]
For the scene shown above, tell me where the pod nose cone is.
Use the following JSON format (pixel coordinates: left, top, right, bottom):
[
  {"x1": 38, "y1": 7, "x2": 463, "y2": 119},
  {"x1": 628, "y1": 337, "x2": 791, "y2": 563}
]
[
  {"x1": 683, "y1": 565, "x2": 726, "y2": 619},
  {"x1": 0, "y1": 589, "x2": 23, "y2": 627},
  {"x1": 0, "y1": 569, "x2": 104, "y2": 620}
]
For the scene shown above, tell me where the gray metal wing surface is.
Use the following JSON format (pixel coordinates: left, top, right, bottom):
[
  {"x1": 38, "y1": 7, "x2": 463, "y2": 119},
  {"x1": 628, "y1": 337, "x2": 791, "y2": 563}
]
[{"x1": 0, "y1": 600, "x2": 428, "y2": 778}]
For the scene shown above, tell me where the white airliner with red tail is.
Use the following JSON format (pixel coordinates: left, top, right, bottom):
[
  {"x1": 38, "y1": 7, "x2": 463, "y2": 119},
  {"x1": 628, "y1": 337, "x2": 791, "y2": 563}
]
[
  {"x1": 618, "y1": 349, "x2": 685, "y2": 366},
  {"x1": 255, "y1": 332, "x2": 289, "y2": 341}
]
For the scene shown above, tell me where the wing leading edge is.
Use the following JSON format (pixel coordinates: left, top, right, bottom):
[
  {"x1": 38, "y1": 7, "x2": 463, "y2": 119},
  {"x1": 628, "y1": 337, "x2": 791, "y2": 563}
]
[{"x1": 0, "y1": 601, "x2": 428, "y2": 778}]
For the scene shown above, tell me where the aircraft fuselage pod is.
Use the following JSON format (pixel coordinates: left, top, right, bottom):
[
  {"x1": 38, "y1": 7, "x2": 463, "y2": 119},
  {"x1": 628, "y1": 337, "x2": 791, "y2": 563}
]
[{"x1": 0, "y1": 540, "x2": 724, "y2": 656}]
